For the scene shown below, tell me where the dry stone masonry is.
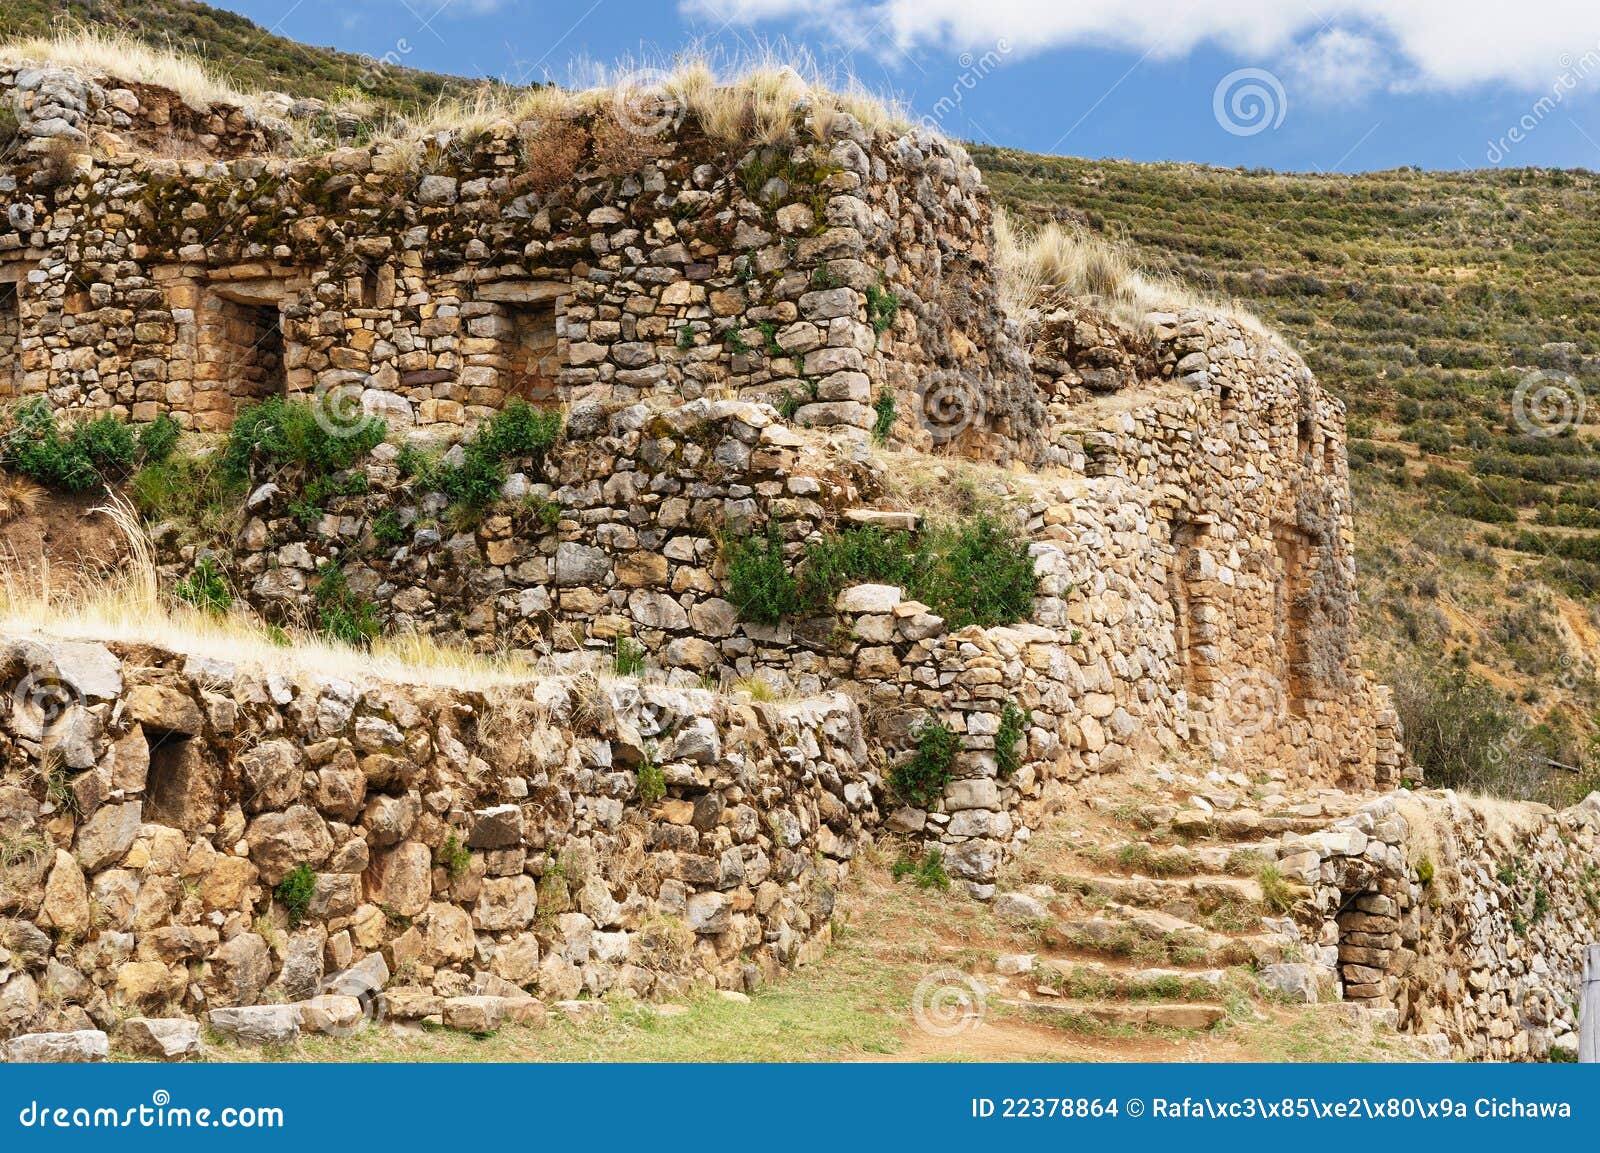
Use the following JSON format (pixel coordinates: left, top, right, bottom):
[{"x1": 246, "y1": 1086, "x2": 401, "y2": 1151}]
[{"x1": 8, "y1": 58, "x2": 1553, "y2": 1060}]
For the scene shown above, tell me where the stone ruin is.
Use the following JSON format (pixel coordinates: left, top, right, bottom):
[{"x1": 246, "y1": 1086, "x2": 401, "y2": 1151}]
[{"x1": 0, "y1": 59, "x2": 1433, "y2": 1054}]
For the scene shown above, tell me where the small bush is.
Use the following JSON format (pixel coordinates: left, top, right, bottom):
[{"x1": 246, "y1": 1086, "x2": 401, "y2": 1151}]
[
  {"x1": 405, "y1": 400, "x2": 562, "y2": 516},
  {"x1": 1416, "y1": 856, "x2": 1436, "y2": 886},
  {"x1": 174, "y1": 558, "x2": 232, "y2": 615},
  {"x1": 1391, "y1": 657, "x2": 1541, "y2": 798},
  {"x1": 891, "y1": 847, "x2": 951, "y2": 890},
  {"x1": 435, "y1": 833, "x2": 472, "y2": 880},
  {"x1": 0, "y1": 400, "x2": 157, "y2": 491},
  {"x1": 137, "y1": 413, "x2": 181, "y2": 465},
  {"x1": 871, "y1": 390, "x2": 896, "y2": 444},
  {"x1": 613, "y1": 636, "x2": 645, "y2": 677},
  {"x1": 274, "y1": 863, "x2": 317, "y2": 927},
  {"x1": 1257, "y1": 864, "x2": 1296, "y2": 913},
  {"x1": 372, "y1": 508, "x2": 407, "y2": 547},
  {"x1": 222, "y1": 396, "x2": 386, "y2": 481},
  {"x1": 313, "y1": 562, "x2": 383, "y2": 648},
  {"x1": 890, "y1": 714, "x2": 959, "y2": 808},
  {"x1": 636, "y1": 757, "x2": 667, "y2": 805},
  {"x1": 995, "y1": 700, "x2": 1030, "y2": 779},
  {"x1": 725, "y1": 524, "x2": 799, "y2": 624},
  {"x1": 865, "y1": 283, "x2": 900, "y2": 336}
]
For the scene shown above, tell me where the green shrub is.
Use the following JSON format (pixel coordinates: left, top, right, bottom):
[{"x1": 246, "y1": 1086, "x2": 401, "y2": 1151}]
[
  {"x1": 1391, "y1": 657, "x2": 1537, "y2": 797},
  {"x1": 865, "y1": 283, "x2": 900, "y2": 336},
  {"x1": 130, "y1": 452, "x2": 246, "y2": 539},
  {"x1": 313, "y1": 562, "x2": 383, "y2": 647},
  {"x1": 372, "y1": 508, "x2": 407, "y2": 547},
  {"x1": 890, "y1": 714, "x2": 959, "y2": 808},
  {"x1": 0, "y1": 400, "x2": 157, "y2": 492},
  {"x1": 137, "y1": 413, "x2": 181, "y2": 465},
  {"x1": 274, "y1": 863, "x2": 317, "y2": 927},
  {"x1": 405, "y1": 400, "x2": 562, "y2": 517},
  {"x1": 174, "y1": 558, "x2": 232, "y2": 615},
  {"x1": 636, "y1": 757, "x2": 667, "y2": 805},
  {"x1": 613, "y1": 636, "x2": 645, "y2": 677},
  {"x1": 726, "y1": 524, "x2": 799, "y2": 625},
  {"x1": 435, "y1": 833, "x2": 472, "y2": 880},
  {"x1": 1416, "y1": 855, "x2": 1436, "y2": 886},
  {"x1": 222, "y1": 396, "x2": 386, "y2": 481},
  {"x1": 871, "y1": 390, "x2": 897, "y2": 444},
  {"x1": 891, "y1": 847, "x2": 951, "y2": 890},
  {"x1": 995, "y1": 700, "x2": 1030, "y2": 779}
]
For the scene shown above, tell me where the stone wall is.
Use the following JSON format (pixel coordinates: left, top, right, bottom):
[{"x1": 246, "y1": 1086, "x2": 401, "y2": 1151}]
[
  {"x1": 1270, "y1": 789, "x2": 1600, "y2": 1061},
  {"x1": 0, "y1": 631, "x2": 873, "y2": 1042},
  {"x1": 0, "y1": 74, "x2": 1032, "y2": 455},
  {"x1": 0, "y1": 62, "x2": 285, "y2": 160}
]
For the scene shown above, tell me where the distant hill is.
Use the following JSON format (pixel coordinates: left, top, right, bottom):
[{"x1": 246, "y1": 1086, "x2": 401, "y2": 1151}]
[{"x1": 0, "y1": 0, "x2": 472, "y2": 106}]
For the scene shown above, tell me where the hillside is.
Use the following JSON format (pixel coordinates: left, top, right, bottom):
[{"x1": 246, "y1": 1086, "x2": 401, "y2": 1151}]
[
  {"x1": 971, "y1": 149, "x2": 1600, "y2": 801},
  {"x1": 0, "y1": 0, "x2": 470, "y2": 106}
]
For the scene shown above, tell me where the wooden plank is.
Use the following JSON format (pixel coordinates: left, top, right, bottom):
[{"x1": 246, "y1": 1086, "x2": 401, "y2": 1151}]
[{"x1": 1582, "y1": 944, "x2": 1600, "y2": 1063}]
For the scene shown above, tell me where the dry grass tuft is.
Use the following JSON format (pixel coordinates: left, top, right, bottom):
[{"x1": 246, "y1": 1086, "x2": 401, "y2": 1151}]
[
  {"x1": 0, "y1": 28, "x2": 259, "y2": 112},
  {"x1": 0, "y1": 493, "x2": 533, "y2": 691},
  {"x1": 994, "y1": 209, "x2": 1268, "y2": 335},
  {"x1": 0, "y1": 474, "x2": 43, "y2": 523}
]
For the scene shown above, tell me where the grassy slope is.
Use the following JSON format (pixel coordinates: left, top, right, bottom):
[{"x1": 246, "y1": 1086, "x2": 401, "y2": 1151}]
[
  {"x1": 0, "y1": 0, "x2": 471, "y2": 106},
  {"x1": 975, "y1": 146, "x2": 1600, "y2": 784}
]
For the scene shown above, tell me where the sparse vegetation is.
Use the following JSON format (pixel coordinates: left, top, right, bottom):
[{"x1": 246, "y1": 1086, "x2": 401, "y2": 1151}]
[
  {"x1": 173, "y1": 557, "x2": 232, "y2": 615},
  {"x1": 636, "y1": 756, "x2": 667, "y2": 805},
  {"x1": 612, "y1": 636, "x2": 645, "y2": 677},
  {"x1": 274, "y1": 864, "x2": 317, "y2": 928},
  {"x1": 312, "y1": 561, "x2": 382, "y2": 648},
  {"x1": 435, "y1": 833, "x2": 472, "y2": 880},
  {"x1": 889, "y1": 714, "x2": 958, "y2": 808},
  {"x1": 890, "y1": 847, "x2": 951, "y2": 891},
  {"x1": 995, "y1": 700, "x2": 1030, "y2": 780}
]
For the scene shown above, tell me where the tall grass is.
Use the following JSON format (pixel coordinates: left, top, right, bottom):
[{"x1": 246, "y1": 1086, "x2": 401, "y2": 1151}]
[
  {"x1": 993, "y1": 209, "x2": 1267, "y2": 334},
  {"x1": 0, "y1": 28, "x2": 259, "y2": 111},
  {"x1": 0, "y1": 493, "x2": 532, "y2": 691}
]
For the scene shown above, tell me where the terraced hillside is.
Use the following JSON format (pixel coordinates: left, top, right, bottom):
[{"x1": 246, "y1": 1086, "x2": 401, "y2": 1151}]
[{"x1": 975, "y1": 147, "x2": 1600, "y2": 800}]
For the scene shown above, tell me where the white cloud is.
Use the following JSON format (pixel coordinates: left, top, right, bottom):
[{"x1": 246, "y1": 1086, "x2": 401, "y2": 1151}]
[
  {"x1": 682, "y1": 0, "x2": 1600, "y2": 91},
  {"x1": 1284, "y1": 28, "x2": 1388, "y2": 102}
]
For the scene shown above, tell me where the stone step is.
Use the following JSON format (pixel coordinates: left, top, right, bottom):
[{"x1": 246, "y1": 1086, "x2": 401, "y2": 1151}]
[
  {"x1": 1014, "y1": 999, "x2": 1228, "y2": 1031},
  {"x1": 1101, "y1": 839, "x2": 1284, "y2": 876},
  {"x1": 1033, "y1": 957, "x2": 1227, "y2": 1000},
  {"x1": 841, "y1": 508, "x2": 920, "y2": 532},
  {"x1": 1057, "y1": 871, "x2": 1263, "y2": 913}
]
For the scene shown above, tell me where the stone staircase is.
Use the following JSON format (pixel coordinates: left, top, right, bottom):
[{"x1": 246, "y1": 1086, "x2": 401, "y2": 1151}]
[{"x1": 980, "y1": 767, "x2": 1373, "y2": 1035}]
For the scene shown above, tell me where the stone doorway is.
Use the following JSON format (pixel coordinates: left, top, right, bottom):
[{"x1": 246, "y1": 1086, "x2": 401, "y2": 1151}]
[
  {"x1": 196, "y1": 280, "x2": 291, "y2": 423},
  {"x1": 1170, "y1": 521, "x2": 1220, "y2": 700}
]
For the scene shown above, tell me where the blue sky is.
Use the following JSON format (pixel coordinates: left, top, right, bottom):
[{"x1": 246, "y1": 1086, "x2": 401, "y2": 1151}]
[{"x1": 220, "y1": 0, "x2": 1600, "y2": 171}]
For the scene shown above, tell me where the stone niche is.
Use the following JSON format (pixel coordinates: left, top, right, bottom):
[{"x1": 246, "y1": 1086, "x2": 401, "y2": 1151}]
[
  {"x1": 1272, "y1": 523, "x2": 1316, "y2": 715},
  {"x1": 190, "y1": 275, "x2": 299, "y2": 429},
  {"x1": 474, "y1": 280, "x2": 564, "y2": 405},
  {"x1": 0, "y1": 266, "x2": 22, "y2": 400}
]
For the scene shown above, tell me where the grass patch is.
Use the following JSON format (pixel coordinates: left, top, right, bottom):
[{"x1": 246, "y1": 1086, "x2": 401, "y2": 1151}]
[{"x1": 274, "y1": 864, "x2": 316, "y2": 928}]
